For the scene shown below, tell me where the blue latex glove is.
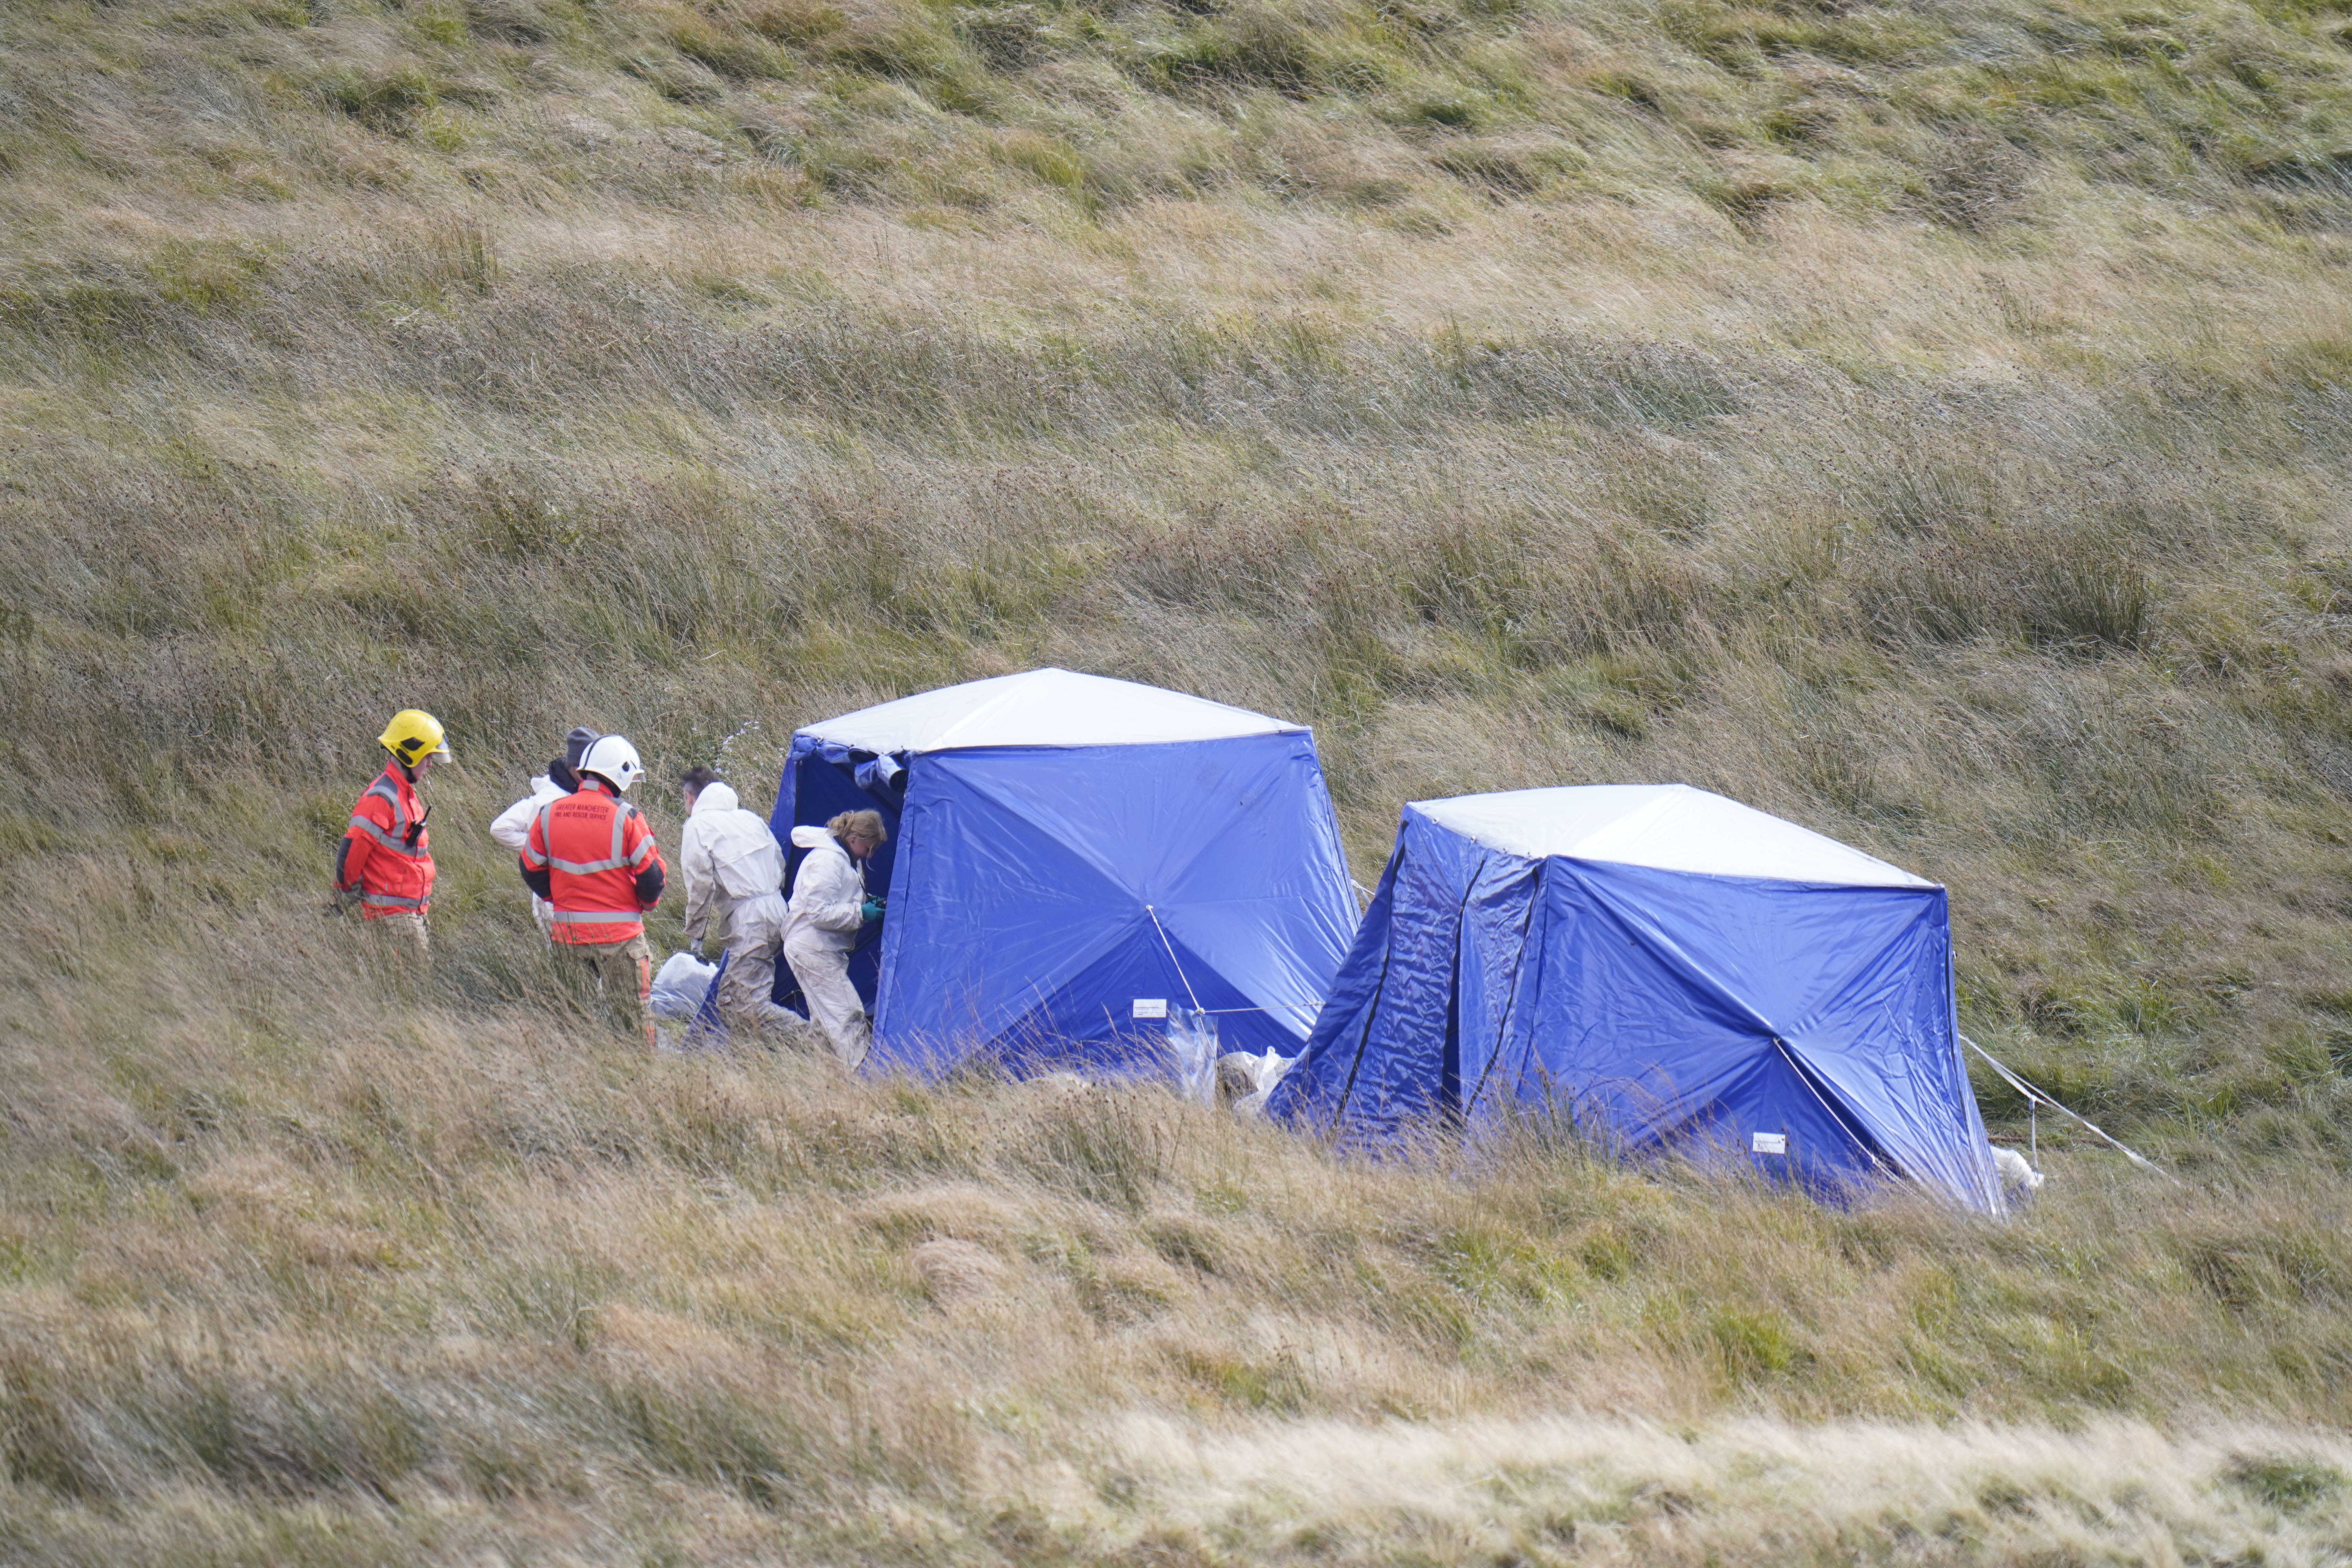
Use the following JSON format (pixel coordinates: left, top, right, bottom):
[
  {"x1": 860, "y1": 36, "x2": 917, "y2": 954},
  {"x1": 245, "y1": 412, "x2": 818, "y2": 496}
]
[{"x1": 860, "y1": 898, "x2": 884, "y2": 922}]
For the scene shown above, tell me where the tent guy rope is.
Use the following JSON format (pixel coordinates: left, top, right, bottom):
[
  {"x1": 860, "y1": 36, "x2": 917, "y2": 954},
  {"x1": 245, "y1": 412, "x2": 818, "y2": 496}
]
[
  {"x1": 1961, "y1": 1034, "x2": 2177, "y2": 1181},
  {"x1": 1143, "y1": 904, "x2": 1205, "y2": 1012}
]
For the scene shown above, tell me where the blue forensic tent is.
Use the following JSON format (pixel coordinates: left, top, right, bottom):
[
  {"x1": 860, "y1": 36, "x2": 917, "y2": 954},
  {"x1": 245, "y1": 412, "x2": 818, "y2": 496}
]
[
  {"x1": 1268, "y1": 786, "x2": 2005, "y2": 1214},
  {"x1": 761, "y1": 668, "x2": 1360, "y2": 1077}
]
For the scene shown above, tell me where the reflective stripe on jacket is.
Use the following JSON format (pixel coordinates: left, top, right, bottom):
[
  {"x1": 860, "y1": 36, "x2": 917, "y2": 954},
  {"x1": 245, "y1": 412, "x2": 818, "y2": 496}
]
[
  {"x1": 521, "y1": 778, "x2": 666, "y2": 945},
  {"x1": 338, "y1": 762, "x2": 434, "y2": 920}
]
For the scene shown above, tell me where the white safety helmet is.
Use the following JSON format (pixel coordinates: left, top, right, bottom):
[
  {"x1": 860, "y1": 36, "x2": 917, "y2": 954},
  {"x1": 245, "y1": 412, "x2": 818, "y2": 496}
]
[{"x1": 578, "y1": 734, "x2": 645, "y2": 794}]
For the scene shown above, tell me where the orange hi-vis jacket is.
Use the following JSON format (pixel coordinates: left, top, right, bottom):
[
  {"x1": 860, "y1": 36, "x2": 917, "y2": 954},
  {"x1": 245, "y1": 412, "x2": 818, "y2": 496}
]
[
  {"x1": 337, "y1": 761, "x2": 435, "y2": 919},
  {"x1": 519, "y1": 777, "x2": 666, "y2": 944}
]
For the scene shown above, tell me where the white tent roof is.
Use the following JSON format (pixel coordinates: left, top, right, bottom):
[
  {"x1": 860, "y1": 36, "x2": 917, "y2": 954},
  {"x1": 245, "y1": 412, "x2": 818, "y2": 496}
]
[
  {"x1": 1412, "y1": 785, "x2": 1935, "y2": 889},
  {"x1": 799, "y1": 668, "x2": 1304, "y2": 754}
]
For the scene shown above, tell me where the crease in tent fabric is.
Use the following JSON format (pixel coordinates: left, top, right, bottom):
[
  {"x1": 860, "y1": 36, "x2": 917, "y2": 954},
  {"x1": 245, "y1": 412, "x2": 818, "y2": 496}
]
[
  {"x1": 1438, "y1": 859, "x2": 1473, "y2": 1122},
  {"x1": 1428, "y1": 871, "x2": 1483, "y2": 1118},
  {"x1": 1386, "y1": 867, "x2": 1490, "y2": 1123},
  {"x1": 1330, "y1": 842, "x2": 1409, "y2": 1129},
  {"x1": 1772, "y1": 1036, "x2": 1901, "y2": 1180},
  {"x1": 966, "y1": 748, "x2": 1261, "y2": 908},
  {"x1": 1564, "y1": 860, "x2": 1785, "y2": 1047},
  {"x1": 1329, "y1": 938, "x2": 1394, "y2": 1129},
  {"x1": 1962, "y1": 1034, "x2": 2175, "y2": 1180},
  {"x1": 1461, "y1": 867, "x2": 1546, "y2": 1122},
  {"x1": 1443, "y1": 895, "x2": 1464, "y2": 1118},
  {"x1": 1145, "y1": 904, "x2": 1205, "y2": 1012},
  {"x1": 1777, "y1": 893, "x2": 1950, "y2": 1041}
]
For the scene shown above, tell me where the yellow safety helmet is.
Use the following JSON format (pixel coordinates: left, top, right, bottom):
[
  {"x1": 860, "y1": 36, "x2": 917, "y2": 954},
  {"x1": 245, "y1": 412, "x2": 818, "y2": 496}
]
[{"x1": 379, "y1": 709, "x2": 451, "y2": 768}]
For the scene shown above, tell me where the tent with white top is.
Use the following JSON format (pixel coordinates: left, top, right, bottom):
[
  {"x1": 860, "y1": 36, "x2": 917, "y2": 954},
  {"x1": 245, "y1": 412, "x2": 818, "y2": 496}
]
[
  {"x1": 761, "y1": 668, "x2": 1360, "y2": 1077},
  {"x1": 1266, "y1": 785, "x2": 2005, "y2": 1214}
]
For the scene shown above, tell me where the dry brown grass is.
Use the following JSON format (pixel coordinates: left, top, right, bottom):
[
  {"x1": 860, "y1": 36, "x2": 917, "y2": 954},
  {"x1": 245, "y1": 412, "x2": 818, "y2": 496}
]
[
  {"x1": 3, "y1": 915, "x2": 2352, "y2": 1561},
  {"x1": 8, "y1": 0, "x2": 2352, "y2": 1557}
]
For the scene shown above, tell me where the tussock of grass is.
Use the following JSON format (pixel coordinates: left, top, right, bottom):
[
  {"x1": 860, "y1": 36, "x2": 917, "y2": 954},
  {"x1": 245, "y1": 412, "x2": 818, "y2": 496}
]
[
  {"x1": 2, "y1": 940, "x2": 2351, "y2": 1559},
  {"x1": 7, "y1": 0, "x2": 2352, "y2": 1557}
]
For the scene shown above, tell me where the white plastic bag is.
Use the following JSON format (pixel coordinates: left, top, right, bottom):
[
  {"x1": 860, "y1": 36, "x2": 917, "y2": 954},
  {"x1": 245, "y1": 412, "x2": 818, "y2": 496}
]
[
  {"x1": 1220, "y1": 1049, "x2": 1296, "y2": 1117},
  {"x1": 1992, "y1": 1145, "x2": 2045, "y2": 1205},
  {"x1": 650, "y1": 951, "x2": 719, "y2": 1020},
  {"x1": 1169, "y1": 1006, "x2": 1219, "y2": 1107}
]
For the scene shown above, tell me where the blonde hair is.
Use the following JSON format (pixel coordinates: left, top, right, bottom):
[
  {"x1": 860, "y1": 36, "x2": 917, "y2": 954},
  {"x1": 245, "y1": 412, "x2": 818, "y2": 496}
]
[{"x1": 829, "y1": 809, "x2": 887, "y2": 846}]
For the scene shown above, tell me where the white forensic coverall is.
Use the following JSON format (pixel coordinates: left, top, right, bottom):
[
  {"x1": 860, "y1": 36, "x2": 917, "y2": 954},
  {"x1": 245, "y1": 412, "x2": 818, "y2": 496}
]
[
  {"x1": 490, "y1": 775, "x2": 568, "y2": 936},
  {"x1": 782, "y1": 825, "x2": 873, "y2": 1067},
  {"x1": 678, "y1": 783, "x2": 797, "y2": 1036}
]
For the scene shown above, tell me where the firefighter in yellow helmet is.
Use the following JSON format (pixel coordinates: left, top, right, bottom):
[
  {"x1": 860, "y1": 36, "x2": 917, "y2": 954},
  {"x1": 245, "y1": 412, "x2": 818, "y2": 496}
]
[{"x1": 336, "y1": 710, "x2": 448, "y2": 956}]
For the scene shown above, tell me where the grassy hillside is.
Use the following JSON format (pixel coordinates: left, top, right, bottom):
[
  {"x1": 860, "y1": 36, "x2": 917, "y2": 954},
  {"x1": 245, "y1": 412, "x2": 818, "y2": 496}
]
[{"x1": 6, "y1": 0, "x2": 2352, "y2": 1558}]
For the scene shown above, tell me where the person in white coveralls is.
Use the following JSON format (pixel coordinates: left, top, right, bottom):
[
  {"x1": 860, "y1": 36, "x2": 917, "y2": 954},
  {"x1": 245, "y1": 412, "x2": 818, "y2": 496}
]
[
  {"x1": 677, "y1": 766, "x2": 800, "y2": 1038},
  {"x1": 782, "y1": 808, "x2": 886, "y2": 1068},
  {"x1": 488, "y1": 726, "x2": 598, "y2": 937}
]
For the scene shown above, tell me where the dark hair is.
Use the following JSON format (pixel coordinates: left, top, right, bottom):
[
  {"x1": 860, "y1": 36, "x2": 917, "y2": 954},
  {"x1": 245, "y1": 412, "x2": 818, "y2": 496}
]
[{"x1": 679, "y1": 765, "x2": 720, "y2": 795}]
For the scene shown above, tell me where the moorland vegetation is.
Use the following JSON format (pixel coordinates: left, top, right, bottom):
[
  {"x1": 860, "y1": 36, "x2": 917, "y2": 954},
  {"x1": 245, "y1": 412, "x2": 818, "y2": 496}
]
[{"x1": 5, "y1": 0, "x2": 2352, "y2": 1557}]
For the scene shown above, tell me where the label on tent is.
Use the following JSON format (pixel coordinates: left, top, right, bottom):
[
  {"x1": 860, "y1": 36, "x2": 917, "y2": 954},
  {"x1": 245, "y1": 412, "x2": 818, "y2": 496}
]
[
  {"x1": 1132, "y1": 998, "x2": 1168, "y2": 1020},
  {"x1": 1751, "y1": 1132, "x2": 1788, "y2": 1154}
]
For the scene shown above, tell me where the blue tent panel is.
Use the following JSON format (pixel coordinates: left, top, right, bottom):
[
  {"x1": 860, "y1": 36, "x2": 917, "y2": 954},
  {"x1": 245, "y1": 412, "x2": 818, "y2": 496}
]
[
  {"x1": 871, "y1": 733, "x2": 1354, "y2": 1074},
  {"x1": 1271, "y1": 796, "x2": 2002, "y2": 1214},
  {"x1": 747, "y1": 697, "x2": 1356, "y2": 1078}
]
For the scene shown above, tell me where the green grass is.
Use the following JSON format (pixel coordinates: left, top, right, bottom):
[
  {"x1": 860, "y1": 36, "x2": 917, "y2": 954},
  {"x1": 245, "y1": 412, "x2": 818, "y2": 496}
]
[{"x1": 7, "y1": 0, "x2": 2352, "y2": 1558}]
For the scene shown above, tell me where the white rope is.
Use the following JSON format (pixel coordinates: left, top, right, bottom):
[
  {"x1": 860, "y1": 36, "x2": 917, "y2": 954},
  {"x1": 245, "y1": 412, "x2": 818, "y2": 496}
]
[
  {"x1": 1143, "y1": 905, "x2": 1204, "y2": 1011},
  {"x1": 1961, "y1": 1034, "x2": 2177, "y2": 1181},
  {"x1": 1775, "y1": 1037, "x2": 1900, "y2": 1179}
]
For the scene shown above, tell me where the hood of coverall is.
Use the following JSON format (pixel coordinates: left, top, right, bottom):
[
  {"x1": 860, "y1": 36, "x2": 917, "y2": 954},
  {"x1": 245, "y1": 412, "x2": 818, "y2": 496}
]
[{"x1": 691, "y1": 782, "x2": 740, "y2": 816}]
